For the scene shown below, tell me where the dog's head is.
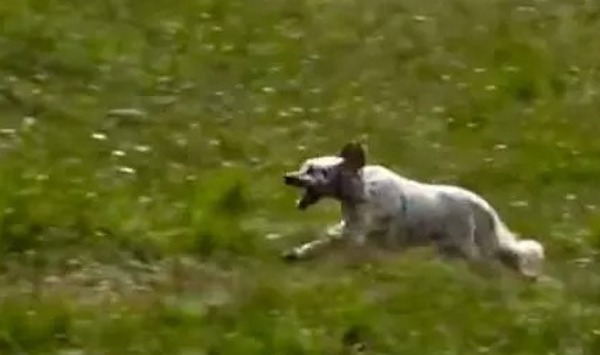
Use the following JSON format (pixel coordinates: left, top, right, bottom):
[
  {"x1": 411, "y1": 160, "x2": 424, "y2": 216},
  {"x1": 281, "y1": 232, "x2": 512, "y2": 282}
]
[{"x1": 283, "y1": 142, "x2": 367, "y2": 210}]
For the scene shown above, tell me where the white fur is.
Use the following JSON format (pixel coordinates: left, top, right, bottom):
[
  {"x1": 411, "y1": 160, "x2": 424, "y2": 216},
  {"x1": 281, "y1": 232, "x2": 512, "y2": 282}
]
[{"x1": 287, "y1": 161, "x2": 545, "y2": 279}]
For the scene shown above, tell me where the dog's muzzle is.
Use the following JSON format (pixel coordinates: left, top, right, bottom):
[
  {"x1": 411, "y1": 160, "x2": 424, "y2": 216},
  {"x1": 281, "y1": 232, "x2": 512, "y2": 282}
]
[
  {"x1": 283, "y1": 173, "x2": 320, "y2": 210},
  {"x1": 283, "y1": 174, "x2": 304, "y2": 187},
  {"x1": 296, "y1": 189, "x2": 321, "y2": 210}
]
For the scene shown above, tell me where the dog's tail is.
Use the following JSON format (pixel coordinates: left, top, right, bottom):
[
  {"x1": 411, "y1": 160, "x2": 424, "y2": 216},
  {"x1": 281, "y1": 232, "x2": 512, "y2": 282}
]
[
  {"x1": 498, "y1": 237, "x2": 545, "y2": 278},
  {"x1": 493, "y1": 218, "x2": 545, "y2": 278},
  {"x1": 471, "y1": 198, "x2": 545, "y2": 278}
]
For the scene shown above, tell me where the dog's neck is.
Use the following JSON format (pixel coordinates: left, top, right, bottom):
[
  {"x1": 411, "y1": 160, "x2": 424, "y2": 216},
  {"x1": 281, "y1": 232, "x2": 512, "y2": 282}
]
[{"x1": 334, "y1": 169, "x2": 367, "y2": 207}]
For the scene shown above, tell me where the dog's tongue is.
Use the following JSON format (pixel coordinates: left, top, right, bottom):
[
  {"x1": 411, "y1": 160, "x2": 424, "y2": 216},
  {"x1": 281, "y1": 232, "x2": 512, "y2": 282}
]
[{"x1": 297, "y1": 189, "x2": 320, "y2": 210}]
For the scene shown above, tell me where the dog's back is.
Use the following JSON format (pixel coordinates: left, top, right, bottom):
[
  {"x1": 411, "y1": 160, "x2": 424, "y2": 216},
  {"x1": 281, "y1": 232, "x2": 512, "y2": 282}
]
[{"x1": 361, "y1": 165, "x2": 531, "y2": 253}]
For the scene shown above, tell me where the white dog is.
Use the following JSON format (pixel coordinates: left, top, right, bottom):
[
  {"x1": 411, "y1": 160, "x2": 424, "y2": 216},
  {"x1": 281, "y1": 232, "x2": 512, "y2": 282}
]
[{"x1": 282, "y1": 142, "x2": 545, "y2": 279}]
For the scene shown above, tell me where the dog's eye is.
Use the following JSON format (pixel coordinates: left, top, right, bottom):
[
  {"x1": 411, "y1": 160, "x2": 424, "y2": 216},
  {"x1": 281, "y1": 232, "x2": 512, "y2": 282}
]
[
  {"x1": 316, "y1": 168, "x2": 331, "y2": 180},
  {"x1": 307, "y1": 166, "x2": 327, "y2": 179}
]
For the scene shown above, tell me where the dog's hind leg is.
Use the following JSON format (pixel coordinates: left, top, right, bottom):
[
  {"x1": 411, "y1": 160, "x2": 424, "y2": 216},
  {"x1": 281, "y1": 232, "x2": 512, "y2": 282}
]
[
  {"x1": 435, "y1": 195, "x2": 481, "y2": 262},
  {"x1": 447, "y1": 211, "x2": 481, "y2": 262},
  {"x1": 438, "y1": 210, "x2": 503, "y2": 277}
]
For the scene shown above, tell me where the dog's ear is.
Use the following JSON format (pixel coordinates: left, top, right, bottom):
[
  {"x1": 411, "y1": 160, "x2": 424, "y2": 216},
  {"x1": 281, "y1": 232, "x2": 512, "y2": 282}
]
[{"x1": 339, "y1": 142, "x2": 366, "y2": 171}]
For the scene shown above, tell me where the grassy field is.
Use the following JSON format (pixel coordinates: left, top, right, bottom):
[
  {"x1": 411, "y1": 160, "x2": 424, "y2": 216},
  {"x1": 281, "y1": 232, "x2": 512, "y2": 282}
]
[{"x1": 1, "y1": 0, "x2": 600, "y2": 353}]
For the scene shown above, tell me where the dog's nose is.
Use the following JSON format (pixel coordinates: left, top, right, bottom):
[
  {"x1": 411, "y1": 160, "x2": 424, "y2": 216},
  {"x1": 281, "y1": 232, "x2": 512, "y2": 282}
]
[
  {"x1": 284, "y1": 175, "x2": 296, "y2": 185},
  {"x1": 284, "y1": 173, "x2": 303, "y2": 186}
]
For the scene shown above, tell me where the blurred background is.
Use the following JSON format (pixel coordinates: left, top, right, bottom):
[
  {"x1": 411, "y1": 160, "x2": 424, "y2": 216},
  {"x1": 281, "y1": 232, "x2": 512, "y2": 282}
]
[{"x1": 0, "y1": 0, "x2": 599, "y2": 353}]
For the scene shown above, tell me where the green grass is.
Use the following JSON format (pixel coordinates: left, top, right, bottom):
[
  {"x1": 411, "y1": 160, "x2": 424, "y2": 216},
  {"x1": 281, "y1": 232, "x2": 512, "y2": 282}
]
[{"x1": 1, "y1": 0, "x2": 600, "y2": 353}]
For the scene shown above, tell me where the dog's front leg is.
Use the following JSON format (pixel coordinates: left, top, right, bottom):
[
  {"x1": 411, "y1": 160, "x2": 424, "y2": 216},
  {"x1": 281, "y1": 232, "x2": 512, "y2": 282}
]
[
  {"x1": 282, "y1": 221, "x2": 345, "y2": 261},
  {"x1": 341, "y1": 202, "x2": 370, "y2": 246},
  {"x1": 383, "y1": 217, "x2": 407, "y2": 251},
  {"x1": 339, "y1": 205, "x2": 372, "y2": 265}
]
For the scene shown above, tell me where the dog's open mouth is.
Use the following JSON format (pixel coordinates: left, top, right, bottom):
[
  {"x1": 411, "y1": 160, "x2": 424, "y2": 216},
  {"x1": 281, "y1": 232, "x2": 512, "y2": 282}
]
[
  {"x1": 296, "y1": 188, "x2": 321, "y2": 210},
  {"x1": 284, "y1": 174, "x2": 321, "y2": 210}
]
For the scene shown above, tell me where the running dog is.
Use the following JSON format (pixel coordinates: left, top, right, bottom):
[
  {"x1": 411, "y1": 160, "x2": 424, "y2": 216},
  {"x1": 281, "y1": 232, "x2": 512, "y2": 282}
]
[{"x1": 282, "y1": 142, "x2": 544, "y2": 279}]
